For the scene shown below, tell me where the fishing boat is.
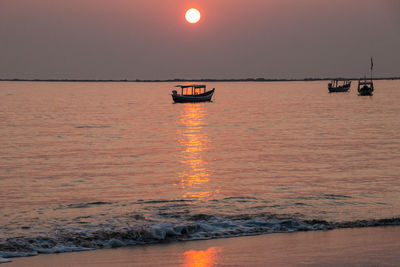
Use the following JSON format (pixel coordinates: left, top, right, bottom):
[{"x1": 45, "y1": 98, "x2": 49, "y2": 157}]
[
  {"x1": 358, "y1": 57, "x2": 374, "y2": 96},
  {"x1": 171, "y1": 84, "x2": 215, "y2": 103},
  {"x1": 358, "y1": 78, "x2": 374, "y2": 96},
  {"x1": 328, "y1": 79, "x2": 351, "y2": 92}
]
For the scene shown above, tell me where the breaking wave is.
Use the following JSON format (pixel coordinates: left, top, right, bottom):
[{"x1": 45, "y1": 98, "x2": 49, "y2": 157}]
[{"x1": 1, "y1": 215, "x2": 400, "y2": 263}]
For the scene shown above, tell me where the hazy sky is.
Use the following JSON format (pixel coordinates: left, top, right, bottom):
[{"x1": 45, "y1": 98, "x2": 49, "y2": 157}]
[{"x1": 1, "y1": 0, "x2": 399, "y2": 79}]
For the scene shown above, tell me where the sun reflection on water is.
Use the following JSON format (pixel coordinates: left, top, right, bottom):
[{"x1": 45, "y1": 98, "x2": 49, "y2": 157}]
[
  {"x1": 177, "y1": 104, "x2": 218, "y2": 200},
  {"x1": 183, "y1": 247, "x2": 222, "y2": 267}
]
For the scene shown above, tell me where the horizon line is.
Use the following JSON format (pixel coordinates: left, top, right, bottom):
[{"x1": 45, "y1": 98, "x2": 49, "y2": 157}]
[{"x1": 1, "y1": 77, "x2": 400, "y2": 83}]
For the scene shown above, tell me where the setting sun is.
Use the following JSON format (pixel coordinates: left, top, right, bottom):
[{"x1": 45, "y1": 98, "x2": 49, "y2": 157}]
[{"x1": 185, "y1": 8, "x2": 201, "y2": 24}]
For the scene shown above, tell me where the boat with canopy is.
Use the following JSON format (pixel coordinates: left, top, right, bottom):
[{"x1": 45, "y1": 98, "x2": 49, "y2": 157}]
[
  {"x1": 171, "y1": 84, "x2": 215, "y2": 103},
  {"x1": 328, "y1": 79, "x2": 351, "y2": 92}
]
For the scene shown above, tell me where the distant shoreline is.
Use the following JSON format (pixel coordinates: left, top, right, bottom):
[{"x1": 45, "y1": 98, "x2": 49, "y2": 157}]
[{"x1": 1, "y1": 77, "x2": 399, "y2": 83}]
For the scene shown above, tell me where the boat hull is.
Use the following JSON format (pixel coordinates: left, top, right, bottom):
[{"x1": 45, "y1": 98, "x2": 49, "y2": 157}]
[
  {"x1": 172, "y1": 89, "x2": 215, "y2": 103},
  {"x1": 358, "y1": 88, "x2": 373, "y2": 96}
]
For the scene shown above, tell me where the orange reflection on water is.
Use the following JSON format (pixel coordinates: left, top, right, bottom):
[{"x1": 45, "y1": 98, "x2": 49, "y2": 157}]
[
  {"x1": 177, "y1": 104, "x2": 217, "y2": 200},
  {"x1": 183, "y1": 247, "x2": 222, "y2": 267}
]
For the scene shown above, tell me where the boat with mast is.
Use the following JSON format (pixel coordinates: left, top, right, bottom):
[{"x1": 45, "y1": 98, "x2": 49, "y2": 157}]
[{"x1": 358, "y1": 58, "x2": 374, "y2": 96}]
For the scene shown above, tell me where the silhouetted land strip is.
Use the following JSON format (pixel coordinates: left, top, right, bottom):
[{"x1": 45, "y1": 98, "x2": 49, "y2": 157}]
[{"x1": 1, "y1": 77, "x2": 399, "y2": 82}]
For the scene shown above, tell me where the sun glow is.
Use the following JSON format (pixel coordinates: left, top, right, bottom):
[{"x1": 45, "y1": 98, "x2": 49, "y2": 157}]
[{"x1": 185, "y1": 8, "x2": 201, "y2": 24}]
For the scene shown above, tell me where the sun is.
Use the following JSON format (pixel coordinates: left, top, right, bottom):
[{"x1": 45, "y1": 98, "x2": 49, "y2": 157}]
[{"x1": 185, "y1": 8, "x2": 201, "y2": 24}]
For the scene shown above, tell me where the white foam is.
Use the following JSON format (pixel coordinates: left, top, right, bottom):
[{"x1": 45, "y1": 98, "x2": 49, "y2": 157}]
[
  {"x1": 0, "y1": 251, "x2": 37, "y2": 258},
  {"x1": 36, "y1": 246, "x2": 93, "y2": 254},
  {"x1": 0, "y1": 257, "x2": 12, "y2": 263}
]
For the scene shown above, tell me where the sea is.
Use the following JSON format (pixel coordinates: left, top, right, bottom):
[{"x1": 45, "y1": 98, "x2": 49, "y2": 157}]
[{"x1": 1, "y1": 80, "x2": 400, "y2": 262}]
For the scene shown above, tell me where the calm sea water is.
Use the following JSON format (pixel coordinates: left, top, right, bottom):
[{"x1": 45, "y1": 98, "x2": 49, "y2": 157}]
[{"x1": 1, "y1": 81, "x2": 400, "y2": 259}]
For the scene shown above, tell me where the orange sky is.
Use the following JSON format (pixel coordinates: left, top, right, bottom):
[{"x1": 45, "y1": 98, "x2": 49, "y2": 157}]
[{"x1": 0, "y1": 0, "x2": 399, "y2": 79}]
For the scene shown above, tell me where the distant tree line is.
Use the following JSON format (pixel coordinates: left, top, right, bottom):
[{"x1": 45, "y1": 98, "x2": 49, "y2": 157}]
[{"x1": 1, "y1": 77, "x2": 399, "y2": 82}]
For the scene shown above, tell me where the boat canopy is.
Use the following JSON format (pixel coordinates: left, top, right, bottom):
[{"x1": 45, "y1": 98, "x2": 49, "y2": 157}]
[
  {"x1": 174, "y1": 84, "x2": 208, "y2": 96},
  {"x1": 359, "y1": 81, "x2": 373, "y2": 85},
  {"x1": 175, "y1": 84, "x2": 206, "y2": 89}
]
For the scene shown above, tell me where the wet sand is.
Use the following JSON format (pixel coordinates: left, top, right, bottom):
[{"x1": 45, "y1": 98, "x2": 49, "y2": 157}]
[{"x1": 4, "y1": 226, "x2": 400, "y2": 266}]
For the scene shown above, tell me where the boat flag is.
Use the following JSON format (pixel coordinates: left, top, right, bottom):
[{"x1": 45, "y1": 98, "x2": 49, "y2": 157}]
[{"x1": 370, "y1": 57, "x2": 374, "y2": 70}]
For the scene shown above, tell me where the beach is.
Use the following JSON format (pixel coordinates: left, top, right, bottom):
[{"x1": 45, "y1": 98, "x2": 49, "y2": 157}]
[{"x1": 4, "y1": 226, "x2": 400, "y2": 266}]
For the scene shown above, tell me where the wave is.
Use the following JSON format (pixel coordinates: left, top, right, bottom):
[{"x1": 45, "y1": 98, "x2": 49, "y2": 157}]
[
  {"x1": 135, "y1": 199, "x2": 195, "y2": 204},
  {"x1": 75, "y1": 125, "x2": 112, "y2": 129},
  {"x1": 56, "y1": 201, "x2": 115, "y2": 210},
  {"x1": 1, "y1": 215, "x2": 400, "y2": 263}
]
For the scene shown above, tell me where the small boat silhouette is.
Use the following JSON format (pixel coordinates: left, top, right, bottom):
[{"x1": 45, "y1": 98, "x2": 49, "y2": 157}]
[
  {"x1": 328, "y1": 79, "x2": 351, "y2": 92},
  {"x1": 358, "y1": 58, "x2": 374, "y2": 96},
  {"x1": 171, "y1": 84, "x2": 215, "y2": 103}
]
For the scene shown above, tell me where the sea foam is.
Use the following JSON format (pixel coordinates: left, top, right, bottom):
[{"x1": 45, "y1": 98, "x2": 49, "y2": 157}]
[{"x1": 1, "y1": 215, "x2": 400, "y2": 262}]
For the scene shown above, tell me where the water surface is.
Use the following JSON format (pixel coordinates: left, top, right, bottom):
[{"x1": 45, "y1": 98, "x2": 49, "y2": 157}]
[{"x1": 1, "y1": 81, "x2": 399, "y2": 258}]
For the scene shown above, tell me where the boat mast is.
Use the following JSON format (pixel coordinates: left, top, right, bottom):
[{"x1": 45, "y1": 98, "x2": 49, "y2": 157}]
[{"x1": 370, "y1": 57, "x2": 373, "y2": 82}]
